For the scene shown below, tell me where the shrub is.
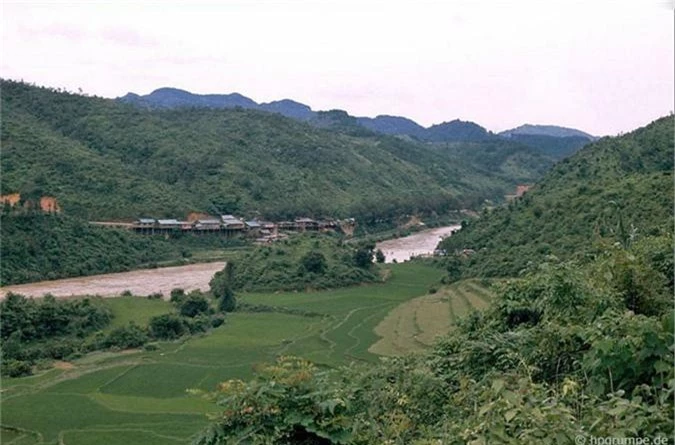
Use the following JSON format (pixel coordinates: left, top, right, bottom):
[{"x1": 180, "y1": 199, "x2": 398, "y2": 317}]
[
  {"x1": 177, "y1": 292, "x2": 210, "y2": 318},
  {"x1": 149, "y1": 314, "x2": 186, "y2": 340},
  {"x1": 2, "y1": 360, "x2": 32, "y2": 378},
  {"x1": 105, "y1": 322, "x2": 149, "y2": 349}
]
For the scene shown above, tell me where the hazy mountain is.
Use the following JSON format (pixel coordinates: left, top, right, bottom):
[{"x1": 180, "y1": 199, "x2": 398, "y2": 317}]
[
  {"x1": 499, "y1": 124, "x2": 596, "y2": 139},
  {"x1": 356, "y1": 115, "x2": 427, "y2": 138},
  {"x1": 259, "y1": 99, "x2": 315, "y2": 121},
  {"x1": 119, "y1": 87, "x2": 259, "y2": 110},
  {"x1": 424, "y1": 119, "x2": 497, "y2": 142},
  {"x1": 119, "y1": 88, "x2": 594, "y2": 153}
]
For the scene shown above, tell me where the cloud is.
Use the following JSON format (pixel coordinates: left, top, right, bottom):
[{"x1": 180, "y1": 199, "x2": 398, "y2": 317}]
[
  {"x1": 16, "y1": 23, "x2": 89, "y2": 41},
  {"x1": 100, "y1": 26, "x2": 158, "y2": 47}
]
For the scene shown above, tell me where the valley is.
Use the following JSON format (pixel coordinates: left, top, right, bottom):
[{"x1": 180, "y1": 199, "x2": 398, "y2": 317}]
[{"x1": 1, "y1": 79, "x2": 672, "y2": 444}]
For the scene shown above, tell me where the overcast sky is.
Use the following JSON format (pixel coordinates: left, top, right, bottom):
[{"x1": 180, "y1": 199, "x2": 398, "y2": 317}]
[{"x1": 1, "y1": 0, "x2": 673, "y2": 135}]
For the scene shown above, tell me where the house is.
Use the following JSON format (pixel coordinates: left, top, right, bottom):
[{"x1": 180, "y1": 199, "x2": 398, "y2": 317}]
[
  {"x1": 136, "y1": 218, "x2": 156, "y2": 227},
  {"x1": 221, "y1": 215, "x2": 245, "y2": 230},
  {"x1": 245, "y1": 220, "x2": 262, "y2": 230},
  {"x1": 295, "y1": 217, "x2": 318, "y2": 231},
  {"x1": 156, "y1": 219, "x2": 182, "y2": 230},
  {"x1": 193, "y1": 219, "x2": 222, "y2": 232}
]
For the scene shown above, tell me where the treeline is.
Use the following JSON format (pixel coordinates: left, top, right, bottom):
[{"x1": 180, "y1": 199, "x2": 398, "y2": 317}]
[
  {"x1": 194, "y1": 235, "x2": 674, "y2": 444},
  {"x1": 219, "y1": 233, "x2": 381, "y2": 292},
  {"x1": 0, "y1": 286, "x2": 236, "y2": 378}
]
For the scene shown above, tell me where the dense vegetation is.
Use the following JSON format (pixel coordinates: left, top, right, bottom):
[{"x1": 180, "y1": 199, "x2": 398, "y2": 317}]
[
  {"x1": 0, "y1": 288, "x2": 230, "y2": 377},
  {"x1": 2, "y1": 80, "x2": 556, "y2": 222},
  {"x1": 0, "y1": 211, "x2": 245, "y2": 285},
  {"x1": 195, "y1": 235, "x2": 673, "y2": 444},
  {"x1": 212, "y1": 234, "x2": 379, "y2": 292},
  {"x1": 440, "y1": 116, "x2": 674, "y2": 277}
]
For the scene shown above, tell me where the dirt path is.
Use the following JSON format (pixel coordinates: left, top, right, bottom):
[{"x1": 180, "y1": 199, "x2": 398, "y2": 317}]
[
  {"x1": 375, "y1": 225, "x2": 461, "y2": 263},
  {"x1": 0, "y1": 262, "x2": 226, "y2": 299}
]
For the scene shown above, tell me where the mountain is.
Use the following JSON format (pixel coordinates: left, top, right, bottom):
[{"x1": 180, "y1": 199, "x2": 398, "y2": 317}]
[
  {"x1": 119, "y1": 87, "x2": 259, "y2": 109},
  {"x1": 1, "y1": 80, "x2": 555, "y2": 223},
  {"x1": 119, "y1": 88, "x2": 594, "y2": 160},
  {"x1": 356, "y1": 115, "x2": 427, "y2": 138},
  {"x1": 259, "y1": 99, "x2": 315, "y2": 121},
  {"x1": 441, "y1": 115, "x2": 674, "y2": 277},
  {"x1": 424, "y1": 119, "x2": 497, "y2": 142},
  {"x1": 499, "y1": 123, "x2": 596, "y2": 139}
]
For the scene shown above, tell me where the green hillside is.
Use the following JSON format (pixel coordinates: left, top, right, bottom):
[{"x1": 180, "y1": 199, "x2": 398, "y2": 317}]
[
  {"x1": 1, "y1": 80, "x2": 554, "y2": 221},
  {"x1": 440, "y1": 115, "x2": 674, "y2": 277}
]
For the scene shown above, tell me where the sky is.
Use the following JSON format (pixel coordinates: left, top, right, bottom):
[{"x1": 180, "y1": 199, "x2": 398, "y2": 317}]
[{"x1": 1, "y1": 0, "x2": 673, "y2": 136}]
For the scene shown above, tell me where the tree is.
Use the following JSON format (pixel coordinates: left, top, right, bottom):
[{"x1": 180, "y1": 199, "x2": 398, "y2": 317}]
[
  {"x1": 353, "y1": 244, "x2": 374, "y2": 268},
  {"x1": 178, "y1": 292, "x2": 210, "y2": 318},
  {"x1": 211, "y1": 262, "x2": 237, "y2": 312},
  {"x1": 375, "y1": 249, "x2": 386, "y2": 263},
  {"x1": 149, "y1": 314, "x2": 186, "y2": 339},
  {"x1": 105, "y1": 323, "x2": 149, "y2": 349},
  {"x1": 301, "y1": 251, "x2": 327, "y2": 274}
]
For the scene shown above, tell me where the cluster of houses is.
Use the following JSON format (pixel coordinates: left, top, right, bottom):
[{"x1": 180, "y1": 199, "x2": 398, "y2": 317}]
[{"x1": 130, "y1": 214, "x2": 342, "y2": 243}]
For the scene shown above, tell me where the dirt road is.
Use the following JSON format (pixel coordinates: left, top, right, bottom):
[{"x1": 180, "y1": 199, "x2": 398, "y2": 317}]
[{"x1": 0, "y1": 262, "x2": 226, "y2": 299}]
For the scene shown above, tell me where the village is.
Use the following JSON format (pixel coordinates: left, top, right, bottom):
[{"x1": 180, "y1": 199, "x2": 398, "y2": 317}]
[{"x1": 92, "y1": 214, "x2": 353, "y2": 244}]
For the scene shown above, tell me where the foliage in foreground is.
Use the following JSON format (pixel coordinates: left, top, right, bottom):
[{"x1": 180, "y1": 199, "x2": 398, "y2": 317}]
[{"x1": 194, "y1": 236, "x2": 674, "y2": 444}]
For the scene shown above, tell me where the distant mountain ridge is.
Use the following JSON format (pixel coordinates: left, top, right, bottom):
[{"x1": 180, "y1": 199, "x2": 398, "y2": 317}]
[
  {"x1": 118, "y1": 88, "x2": 595, "y2": 147},
  {"x1": 499, "y1": 124, "x2": 596, "y2": 139}
]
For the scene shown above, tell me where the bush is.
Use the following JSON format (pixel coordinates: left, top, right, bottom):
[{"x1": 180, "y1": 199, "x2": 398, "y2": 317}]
[
  {"x1": 147, "y1": 292, "x2": 163, "y2": 300},
  {"x1": 149, "y1": 314, "x2": 186, "y2": 340},
  {"x1": 211, "y1": 314, "x2": 226, "y2": 328},
  {"x1": 105, "y1": 323, "x2": 149, "y2": 349},
  {"x1": 2, "y1": 359, "x2": 32, "y2": 378},
  {"x1": 170, "y1": 288, "x2": 186, "y2": 303},
  {"x1": 300, "y1": 251, "x2": 327, "y2": 274},
  {"x1": 177, "y1": 292, "x2": 211, "y2": 318}
]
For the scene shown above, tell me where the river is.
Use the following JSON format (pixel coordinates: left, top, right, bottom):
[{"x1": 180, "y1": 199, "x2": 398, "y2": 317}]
[
  {"x1": 375, "y1": 225, "x2": 461, "y2": 263},
  {"x1": 1, "y1": 225, "x2": 460, "y2": 299},
  {"x1": 0, "y1": 262, "x2": 227, "y2": 299}
]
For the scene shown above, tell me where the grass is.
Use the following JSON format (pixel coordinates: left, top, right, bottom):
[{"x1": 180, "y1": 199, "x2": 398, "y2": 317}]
[
  {"x1": 0, "y1": 262, "x2": 450, "y2": 444},
  {"x1": 369, "y1": 279, "x2": 494, "y2": 356},
  {"x1": 100, "y1": 297, "x2": 174, "y2": 331}
]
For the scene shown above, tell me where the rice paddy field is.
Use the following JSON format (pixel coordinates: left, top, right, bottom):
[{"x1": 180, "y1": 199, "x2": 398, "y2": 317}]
[{"x1": 1, "y1": 263, "x2": 494, "y2": 445}]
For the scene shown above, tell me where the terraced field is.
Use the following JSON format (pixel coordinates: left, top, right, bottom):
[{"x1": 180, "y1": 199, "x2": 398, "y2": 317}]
[
  {"x1": 369, "y1": 279, "x2": 495, "y2": 356},
  {"x1": 1, "y1": 262, "x2": 445, "y2": 445}
]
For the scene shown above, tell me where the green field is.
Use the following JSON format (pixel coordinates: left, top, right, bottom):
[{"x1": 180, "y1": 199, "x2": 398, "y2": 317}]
[
  {"x1": 1, "y1": 262, "x2": 453, "y2": 444},
  {"x1": 369, "y1": 279, "x2": 495, "y2": 356}
]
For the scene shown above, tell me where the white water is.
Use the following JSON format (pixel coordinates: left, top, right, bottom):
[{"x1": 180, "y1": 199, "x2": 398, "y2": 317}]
[{"x1": 375, "y1": 225, "x2": 461, "y2": 264}]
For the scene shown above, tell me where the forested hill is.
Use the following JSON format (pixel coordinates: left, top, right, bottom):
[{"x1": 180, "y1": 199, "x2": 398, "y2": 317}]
[
  {"x1": 441, "y1": 115, "x2": 674, "y2": 277},
  {"x1": 120, "y1": 87, "x2": 594, "y2": 153},
  {"x1": 2, "y1": 80, "x2": 554, "y2": 221}
]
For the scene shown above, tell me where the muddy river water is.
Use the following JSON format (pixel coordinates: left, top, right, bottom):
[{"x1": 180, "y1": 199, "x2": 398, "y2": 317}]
[
  {"x1": 1, "y1": 225, "x2": 461, "y2": 299},
  {"x1": 375, "y1": 225, "x2": 461, "y2": 263},
  {"x1": 0, "y1": 262, "x2": 227, "y2": 299}
]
